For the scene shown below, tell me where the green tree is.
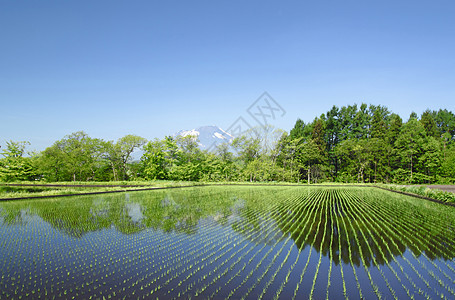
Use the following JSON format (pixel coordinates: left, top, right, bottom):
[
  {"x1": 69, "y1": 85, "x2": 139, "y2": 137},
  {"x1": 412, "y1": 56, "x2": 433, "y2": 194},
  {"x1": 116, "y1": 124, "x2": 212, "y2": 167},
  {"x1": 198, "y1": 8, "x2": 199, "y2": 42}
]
[
  {"x1": 116, "y1": 135, "x2": 147, "y2": 180},
  {"x1": 434, "y1": 109, "x2": 455, "y2": 137},
  {"x1": 441, "y1": 145, "x2": 455, "y2": 181},
  {"x1": 232, "y1": 133, "x2": 260, "y2": 164},
  {"x1": 300, "y1": 139, "x2": 326, "y2": 183},
  {"x1": 275, "y1": 134, "x2": 302, "y2": 182},
  {"x1": 38, "y1": 132, "x2": 108, "y2": 181},
  {"x1": 334, "y1": 139, "x2": 371, "y2": 183},
  {"x1": 394, "y1": 119, "x2": 426, "y2": 183},
  {"x1": 420, "y1": 110, "x2": 439, "y2": 138},
  {"x1": 0, "y1": 141, "x2": 37, "y2": 182},
  {"x1": 419, "y1": 136, "x2": 442, "y2": 182},
  {"x1": 141, "y1": 139, "x2": 168, "y2": 180}
]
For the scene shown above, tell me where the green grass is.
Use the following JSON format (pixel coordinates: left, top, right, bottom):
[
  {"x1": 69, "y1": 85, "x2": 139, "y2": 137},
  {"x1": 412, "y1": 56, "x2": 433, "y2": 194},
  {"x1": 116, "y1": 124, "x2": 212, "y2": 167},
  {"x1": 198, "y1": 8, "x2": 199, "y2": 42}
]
[
  {"x1": 0, "y1": 180, "x2": 204, "y2": 200},
  {"x1": 378, "y1": 184, "x2": 455, "y2": 204}
]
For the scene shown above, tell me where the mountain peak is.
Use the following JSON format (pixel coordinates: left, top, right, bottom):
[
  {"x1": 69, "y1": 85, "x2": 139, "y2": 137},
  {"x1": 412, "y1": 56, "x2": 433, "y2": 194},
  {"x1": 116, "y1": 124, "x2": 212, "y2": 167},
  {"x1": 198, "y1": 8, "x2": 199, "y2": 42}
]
[{"x1": 175, "y1": 125, "x2": 233, "y2": 150}]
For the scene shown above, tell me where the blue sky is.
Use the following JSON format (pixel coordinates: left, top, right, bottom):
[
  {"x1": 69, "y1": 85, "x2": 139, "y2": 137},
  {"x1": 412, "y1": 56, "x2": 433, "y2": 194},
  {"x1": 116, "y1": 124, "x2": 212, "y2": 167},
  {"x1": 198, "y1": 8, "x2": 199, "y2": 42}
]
[{"x1": 1, "y1": 0, "x2": 454, "y2": 152}]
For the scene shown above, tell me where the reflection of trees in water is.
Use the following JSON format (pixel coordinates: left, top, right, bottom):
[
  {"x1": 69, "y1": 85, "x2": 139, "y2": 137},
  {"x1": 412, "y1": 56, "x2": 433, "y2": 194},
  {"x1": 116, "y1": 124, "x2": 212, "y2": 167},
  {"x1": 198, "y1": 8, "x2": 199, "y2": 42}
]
[
  {"x1": 2, "y1": 186, "x2": 453, "y2": 265},
  {"x1": 0, "y1": 208, "x2": 33, "y2": 226},
  {"x1": 0, "y1": 188, "x2": 248, "y2": 237},
  {"x1": 231, "y1": 207, "x2": 286, "y2": 246},
  {"x1": 275, "y1": 188, "x2": 455, "y2": 266}
]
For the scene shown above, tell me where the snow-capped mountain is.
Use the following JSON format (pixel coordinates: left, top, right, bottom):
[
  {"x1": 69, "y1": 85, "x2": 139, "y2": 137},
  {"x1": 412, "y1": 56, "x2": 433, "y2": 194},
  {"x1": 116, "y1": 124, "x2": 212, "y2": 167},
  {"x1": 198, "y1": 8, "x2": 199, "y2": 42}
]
[{"x1": 175, "y1": 125, "x2": 233, "y2": 151}]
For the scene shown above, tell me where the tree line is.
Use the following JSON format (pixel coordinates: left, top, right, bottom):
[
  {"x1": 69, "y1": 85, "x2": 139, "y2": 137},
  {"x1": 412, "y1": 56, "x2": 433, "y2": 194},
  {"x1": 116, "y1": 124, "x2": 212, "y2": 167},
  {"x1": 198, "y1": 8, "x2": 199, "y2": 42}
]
[{"x1": 1, "y1": 104, "x2": 455, "y2": 184}]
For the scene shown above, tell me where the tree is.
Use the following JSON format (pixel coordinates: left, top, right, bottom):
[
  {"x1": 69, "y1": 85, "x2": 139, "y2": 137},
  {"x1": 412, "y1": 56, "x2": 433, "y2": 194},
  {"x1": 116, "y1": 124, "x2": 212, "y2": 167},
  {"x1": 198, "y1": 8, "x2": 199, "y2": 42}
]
[
  {"x1": 370, "y1": 105, "x2": 389, "y2": 140},
  {"x1": 434, "y1": 109, "x2": 455, "y2": 137},
  {"x1": 38, "y1": 143, "x2": 68, "y2": 181},
  {"x1": 0, "y1": 141, "x2": 37, "y2": 182},
  {"x1": 299, "y1": 139, "x2": 326, "y2": 183},
  {"x1": 275, "y1": 134, "x2": 302, "y2": 182},
  {"x1": 232, "y1": 133, "x2": 261, "y2": 164},
  {"x1": 334, "y1": 139, "x2": 372, "y2": 183},
  {"x1": 352, "y1": 103, "x2": 370, "y2": 139},
  {"x1": 441, "y1": 145, "x2": 455, "y2": 181},
  {"x1": 214, "y1": 143, "x2": 236, "y2": 181},
  {"x1": 420, "y1": 110, "x2": 439, "y2": 138},
  {"x1": 175, "y1": 135, "x2": 202, "y2": 164},
  {"x1": 141, "y1": 139, "x2": 168, "y2": 180},
  {"x1": 394, "y1": 119, "x2": 426, "y2": 183},
  {"x1": 116, "y1": 135, "x2": 147, "y2": 180},
  {"x1": 38, "y1": 132, "x2": 108, "y2": 181},
  {"x1": 419, "y1": 136, "x2": 442, "y2": 183},
  {"x1": 289, "y1": 119, "x2": 306, "y2": 140}
]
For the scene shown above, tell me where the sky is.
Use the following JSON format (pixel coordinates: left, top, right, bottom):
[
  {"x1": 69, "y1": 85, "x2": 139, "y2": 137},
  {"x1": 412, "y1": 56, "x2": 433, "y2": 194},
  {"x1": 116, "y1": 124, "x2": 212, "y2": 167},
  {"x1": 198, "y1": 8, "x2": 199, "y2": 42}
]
[{"x1": 1, "y1": 0, "x2": 454, "y2": 152}]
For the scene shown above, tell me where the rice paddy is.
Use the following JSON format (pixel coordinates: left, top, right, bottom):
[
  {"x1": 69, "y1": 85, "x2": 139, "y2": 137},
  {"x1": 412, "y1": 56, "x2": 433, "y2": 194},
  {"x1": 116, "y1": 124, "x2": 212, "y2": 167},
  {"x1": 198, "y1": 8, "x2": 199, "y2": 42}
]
[{"x1": 0, "y1": 186, "x2": 454, "y2": 299}]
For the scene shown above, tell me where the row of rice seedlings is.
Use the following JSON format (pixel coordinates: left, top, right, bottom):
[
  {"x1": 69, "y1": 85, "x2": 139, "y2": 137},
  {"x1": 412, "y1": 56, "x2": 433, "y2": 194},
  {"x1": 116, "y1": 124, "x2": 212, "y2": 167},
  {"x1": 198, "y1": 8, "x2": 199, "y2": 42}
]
[
  {"x1": 1, "y1": 215, "x2": 93, "y2": 298},
  {"x1": 135, "y1": 213, "x2": 248, "y2": 297},
  {"x1": 82, "y1": 222, "x2": 199, "y2": 297},
  {"x1": 1, "y1": 195, "x2": 223, "y2": 298},
  {"x1": 257, "y1": 190, "x2": 325, "y2": 299},
  {"x1": 70, "y1": 230, "x2": 169, "y2": 298},
  {"x1": 129, "y1": 221, "x2": 232, "y2": 297},
  {"x1": 345, "y1": 189, "x2": 425, "y2": 299},
  {"x1": 376, "y1": 196, "x2": 455, "y2": 284},
  {"x1": 307, "y1": 190, "x2": 331, "y2": 299},
  {"x1": 215, "y1": 190, "x2": 301, "y2": 298},
  {"x1": 345, "y1": 188, "x2": 410, "y2": 299},
  {"x1": 354, "y1": 189, "x2": 455, "y2": 298},
  {"x1": 171, "y1": 188, "x2": 301, "y2": 298},
  {"x1": 387, "y1": 191, "x2": 455, "y2": 265},
  {"x1": 76, "y1": 188, "x2": 246, "y2": 298},
  {"x1": 333, "y1": 192, "x2": 348, "y2": 299},
  {"x1": 102, "y1": 204, "x2": 245, "y2": 298},
  {"x1": 1, "y1": 190, "x2": 188, "y2": 297},
  {"x1": 226, "y1": 189, "x2": 317, "y2": 299},
  {"x1": 195, "y1": 207, "x2": 295, "y2": 298},
  {"x1": 340, "y1": 189, "x2": 407, "y2": 299},
  {"x1": 291, "y1": 189, "x2": 330, "y2": 300},
  {"x1": 345, "y1": 188, "x2": 436, "y2": 298},
  {"x1": 337, "y1": 190, "x2": 382, "y2": 299},
  {"x1": 369, "y1": 188, "x2": 455, "y2": 259},
  {"x1": 357, "y1": 189, "x2": 455, "y2": 293},
  {"x1": 222, "y1": 189, "x2": 322, "y2": 299},
  {"x1": 0, "y1": 188, "x2": 274, "y2": 298},
  {"x1": 331, "y1": 190, "x2": 365, "y2": 299},
  {"x1": 195, "y1": 192, "x2": 306, "y2": 299},
  {"x1": 169, "y1": 198, "x2": 282, "y2": 299},
  {"x1": 272, "y1": 189, "x2": 325, "y2": 300},
  {"x1": 324, "y1": 189, "x2": 337, "y2": 300},
  {"x1": 238, "y1": 191, "x2": 315, "y2": 300},
  {"x1": 348, "y1": 188, "x2": 447, "y2": 298},
  {"x1": 354, "y1": 190, "x2": 438, "y2": 296}
]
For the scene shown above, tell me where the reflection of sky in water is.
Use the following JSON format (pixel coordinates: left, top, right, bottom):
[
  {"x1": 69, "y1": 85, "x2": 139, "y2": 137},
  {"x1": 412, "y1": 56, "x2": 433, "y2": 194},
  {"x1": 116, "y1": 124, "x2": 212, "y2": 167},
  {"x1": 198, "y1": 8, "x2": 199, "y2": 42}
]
[
  {"x1": 0, "y1": 187, "x2": 454, "y2": 300},
  {"x1": 125, "y1": 202, "x2": 143, "y2": 224}
]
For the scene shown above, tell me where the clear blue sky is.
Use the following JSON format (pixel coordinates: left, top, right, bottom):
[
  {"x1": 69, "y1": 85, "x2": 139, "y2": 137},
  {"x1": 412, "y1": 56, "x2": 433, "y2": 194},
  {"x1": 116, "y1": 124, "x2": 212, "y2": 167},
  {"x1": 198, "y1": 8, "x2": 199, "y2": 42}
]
[{"x1": 1, "y1": 0, "x2": 454, "y2": 152}]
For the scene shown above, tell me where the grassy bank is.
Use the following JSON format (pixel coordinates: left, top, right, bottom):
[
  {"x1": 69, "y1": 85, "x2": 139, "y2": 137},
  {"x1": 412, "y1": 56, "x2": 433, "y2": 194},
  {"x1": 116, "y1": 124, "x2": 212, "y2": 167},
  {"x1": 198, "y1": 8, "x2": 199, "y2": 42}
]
[
  {"x1": 0, "y1": 181, "x2": 204, "y2": 200},
  {"x1": 377, "y1": 183, "x2": 455, "y2": 204}
]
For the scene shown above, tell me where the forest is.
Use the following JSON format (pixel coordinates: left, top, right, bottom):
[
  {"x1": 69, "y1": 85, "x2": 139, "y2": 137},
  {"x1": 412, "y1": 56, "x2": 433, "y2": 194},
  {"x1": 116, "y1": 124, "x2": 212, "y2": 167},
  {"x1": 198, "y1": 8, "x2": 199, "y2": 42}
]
[{"x1": 1, "y1": 104, "x2": 455, "y2": 184}]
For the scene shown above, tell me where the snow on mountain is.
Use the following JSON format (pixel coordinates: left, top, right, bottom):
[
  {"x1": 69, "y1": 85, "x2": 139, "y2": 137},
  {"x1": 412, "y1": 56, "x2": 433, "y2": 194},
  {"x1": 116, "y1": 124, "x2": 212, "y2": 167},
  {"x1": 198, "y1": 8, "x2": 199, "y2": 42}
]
[{"x1": 175, "y1": 125, "x2": 233, "y2": 151}]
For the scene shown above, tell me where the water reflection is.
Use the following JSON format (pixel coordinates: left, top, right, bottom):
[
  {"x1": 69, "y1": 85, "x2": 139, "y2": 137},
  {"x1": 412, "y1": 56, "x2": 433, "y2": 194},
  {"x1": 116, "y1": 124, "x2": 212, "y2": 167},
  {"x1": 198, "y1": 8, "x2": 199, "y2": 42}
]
[
  {"x1": 1, "y1": 186, "x2": 454, "y2": 266},
  {"x1": 274, "y1": 188, "x2": 455, "y2": 266}
]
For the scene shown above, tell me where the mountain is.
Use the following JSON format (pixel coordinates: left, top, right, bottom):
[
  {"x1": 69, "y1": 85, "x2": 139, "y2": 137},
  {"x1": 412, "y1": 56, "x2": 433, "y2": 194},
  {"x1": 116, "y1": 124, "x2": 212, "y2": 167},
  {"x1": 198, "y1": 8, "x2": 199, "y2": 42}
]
[{"x1": 175, "y1": 125, "x2": 233, "y2": 151}]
